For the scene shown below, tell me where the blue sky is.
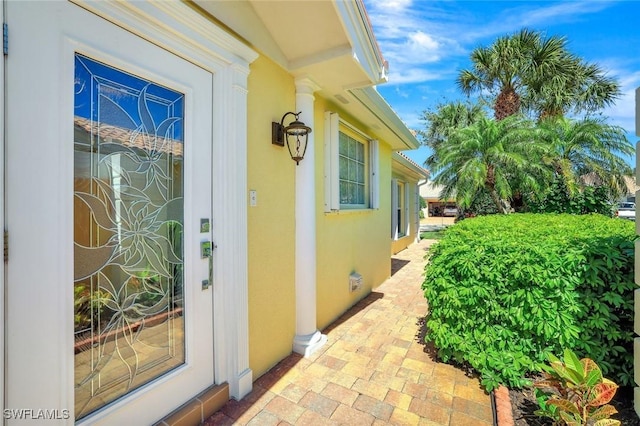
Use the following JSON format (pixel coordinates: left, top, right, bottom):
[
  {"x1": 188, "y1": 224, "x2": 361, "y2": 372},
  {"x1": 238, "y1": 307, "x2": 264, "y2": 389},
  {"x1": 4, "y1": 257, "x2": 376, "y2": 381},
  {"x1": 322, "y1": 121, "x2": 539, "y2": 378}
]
[{"x1": 362, "y1": 0, "x2": 640, "y2": 167}]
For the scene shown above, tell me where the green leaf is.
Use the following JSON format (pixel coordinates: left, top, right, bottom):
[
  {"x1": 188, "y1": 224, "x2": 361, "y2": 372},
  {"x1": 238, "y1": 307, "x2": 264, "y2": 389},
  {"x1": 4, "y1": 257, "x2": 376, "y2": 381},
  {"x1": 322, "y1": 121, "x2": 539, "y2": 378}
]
[
  {"x1": 583, "y1": 358, "x2": 603, "y2": 387},
  {"x1": 563, "y1": 348, "x2": 584, "y2": 380},
  {"x1": 550, "y1": 361, "x2": 582, "y2": 385}
]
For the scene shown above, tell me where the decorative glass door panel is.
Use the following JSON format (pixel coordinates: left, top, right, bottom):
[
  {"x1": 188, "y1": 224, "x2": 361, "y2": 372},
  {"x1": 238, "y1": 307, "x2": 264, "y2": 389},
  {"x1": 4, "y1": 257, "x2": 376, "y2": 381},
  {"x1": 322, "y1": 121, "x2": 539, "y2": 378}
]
[{"x1": 73, "y1": 54, "x2": 186, "y2": 419}]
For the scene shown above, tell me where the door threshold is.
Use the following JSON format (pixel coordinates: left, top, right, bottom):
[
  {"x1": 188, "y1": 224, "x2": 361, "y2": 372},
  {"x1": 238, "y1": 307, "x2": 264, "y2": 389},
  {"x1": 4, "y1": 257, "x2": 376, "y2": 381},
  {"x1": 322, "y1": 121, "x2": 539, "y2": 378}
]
[{"x1": 155, "y1": 383, "x2": 229, "y2": 426}]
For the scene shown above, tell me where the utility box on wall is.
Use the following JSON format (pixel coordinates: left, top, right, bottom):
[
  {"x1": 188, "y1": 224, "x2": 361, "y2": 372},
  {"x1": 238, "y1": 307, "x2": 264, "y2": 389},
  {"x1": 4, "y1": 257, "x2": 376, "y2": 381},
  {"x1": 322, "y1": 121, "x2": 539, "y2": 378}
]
[{"x1": 349, "y1": 272, "x2": 363, "y2": 292}]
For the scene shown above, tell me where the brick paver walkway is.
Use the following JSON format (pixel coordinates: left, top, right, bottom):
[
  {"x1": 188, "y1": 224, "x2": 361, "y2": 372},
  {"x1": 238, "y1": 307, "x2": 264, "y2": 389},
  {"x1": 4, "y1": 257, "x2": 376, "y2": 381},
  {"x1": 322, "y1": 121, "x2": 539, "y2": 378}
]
[{"x1": 204, "y1": 239, "x2": 493, "y2": 425}]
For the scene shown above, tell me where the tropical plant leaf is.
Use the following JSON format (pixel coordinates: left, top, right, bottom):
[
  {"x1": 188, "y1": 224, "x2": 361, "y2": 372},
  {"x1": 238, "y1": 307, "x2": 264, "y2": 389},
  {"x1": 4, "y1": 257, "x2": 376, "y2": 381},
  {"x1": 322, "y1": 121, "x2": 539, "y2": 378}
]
[
  {"x1": 533, "y1": 379, "x2": 562, "y2": 391},
  {"x1": 563, "y1": 348, "x2": 584, "y2": 380},
  {"x1": 593, "y1": 420, "x2": 621, "y2": 426},
  {"x1": 589, "y1": 404, "x2": 618, "y2": 421},
  {"x1": 550, "y1": 361, "x2": 581, "y2": 385},
  {"x1": 587, "y1": 382, "x2": 618, "y2": 407},
  {"x1": 547, "y1": 398, "x2": 580, "y2": 416},
  {"x1": 583, "y1": 358, "x2": 603, "y2": 387},
  {"x1": 559, "y1": 410, "x2": 580, "y2": 426}
]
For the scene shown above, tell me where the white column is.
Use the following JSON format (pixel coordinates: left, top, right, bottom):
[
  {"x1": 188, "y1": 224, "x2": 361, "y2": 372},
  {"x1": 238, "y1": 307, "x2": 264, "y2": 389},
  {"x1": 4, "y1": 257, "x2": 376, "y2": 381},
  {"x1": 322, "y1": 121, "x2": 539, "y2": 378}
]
[{"x1": 293, "y1": 77, "x2": 327, "y2": 357}]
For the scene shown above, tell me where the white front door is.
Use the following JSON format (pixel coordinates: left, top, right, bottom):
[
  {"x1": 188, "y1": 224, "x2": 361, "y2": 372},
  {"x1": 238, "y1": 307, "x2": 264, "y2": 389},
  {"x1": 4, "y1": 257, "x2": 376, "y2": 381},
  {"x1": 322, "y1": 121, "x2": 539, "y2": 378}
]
[{"x1": 6, "y1": 1, "x2": 215, "y2": 423}]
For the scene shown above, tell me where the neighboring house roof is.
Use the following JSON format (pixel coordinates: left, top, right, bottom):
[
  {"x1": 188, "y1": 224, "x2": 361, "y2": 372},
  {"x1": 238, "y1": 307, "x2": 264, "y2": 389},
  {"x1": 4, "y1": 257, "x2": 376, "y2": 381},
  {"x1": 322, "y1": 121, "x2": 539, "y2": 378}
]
[
  {"x1": 392, "y1": 152, "x2": 429, "y2": 180},
  {"x1": 193, "y1": 0, "x2": 420, "y2": 151},
  {"x1": 580, "y1": 172, "x2": 639, "y2": 195},
  {"x1": 419, "y1": 181, "x2": 455, "y2": 201}
]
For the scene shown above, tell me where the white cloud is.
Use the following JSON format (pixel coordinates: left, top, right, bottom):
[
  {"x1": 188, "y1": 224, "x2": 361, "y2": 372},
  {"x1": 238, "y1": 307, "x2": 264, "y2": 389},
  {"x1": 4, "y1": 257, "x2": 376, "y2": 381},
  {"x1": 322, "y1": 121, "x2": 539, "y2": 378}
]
[
  {"x1": 409, "y1": 31, "x2": 439, "y2": 51},
  {"x1": 379, "y1": 0, "x2": 412, "y2": 11},
  {"x1": 518, "y1": 2, "x2": 613, "y2": 28},
  {"x1": 386, "y1": 68, "x2": 442, "y2": 85},
  {"x1": 603, "y1": 70, "x2": 640, "y2": 135}
]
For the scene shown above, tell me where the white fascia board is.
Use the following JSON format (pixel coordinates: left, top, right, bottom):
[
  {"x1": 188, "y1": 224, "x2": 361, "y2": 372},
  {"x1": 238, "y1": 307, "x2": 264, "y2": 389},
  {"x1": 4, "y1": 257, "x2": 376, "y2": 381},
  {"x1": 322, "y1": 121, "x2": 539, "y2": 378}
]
[
  {"x1": 349, "y1": 86, "x2": 420, "y2": 150},
  {"x1": 392, "y1": 152, "x2": 429, "y2": 181},
  {"x1": 333, "y1": 0, "x2": 387, "y2": 85},
  {"x1": 75, "y1": 0, "x2": 259, "y2": 67}
]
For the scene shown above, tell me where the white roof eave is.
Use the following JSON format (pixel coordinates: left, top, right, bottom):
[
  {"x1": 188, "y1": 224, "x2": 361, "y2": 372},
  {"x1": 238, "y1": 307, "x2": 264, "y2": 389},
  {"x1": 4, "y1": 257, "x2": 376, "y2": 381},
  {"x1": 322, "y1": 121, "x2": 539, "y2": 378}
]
[{"x1": 349, "y1": 87, "x2": 420, "y2": 151}]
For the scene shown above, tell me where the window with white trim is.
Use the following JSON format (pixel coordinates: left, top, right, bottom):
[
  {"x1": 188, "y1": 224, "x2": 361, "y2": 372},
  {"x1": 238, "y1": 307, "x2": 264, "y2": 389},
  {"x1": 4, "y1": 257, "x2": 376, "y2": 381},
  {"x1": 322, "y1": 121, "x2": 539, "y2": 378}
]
[
  {"x1": 324, "y1": 112, "x2": 379, "y2": 211},
  {"x1": 391, "y1": 178, "x2": 409, "y2": 239}
]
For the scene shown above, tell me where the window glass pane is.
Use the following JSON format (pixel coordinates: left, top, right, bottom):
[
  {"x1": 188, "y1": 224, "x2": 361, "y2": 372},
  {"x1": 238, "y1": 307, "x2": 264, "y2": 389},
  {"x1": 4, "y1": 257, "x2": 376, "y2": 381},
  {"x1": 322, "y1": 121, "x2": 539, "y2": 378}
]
[
  {"x1": 339, "y1": 133, "x2": 348, "y2": 155},
  {"x1": 347, "y1": 183, "x2": 355, "y2": 204},
  {"x1": 348, "y1": 161, "x2": 356, "y2": 181},
  {"x1": 348, "y1": 138, "x2": 356, "y2": 159},
  {"x1": 340, "y1": 181, "x2": 348, "y2": 204},
  {"x1": 356, "y1": 142, "x2": 364, "y2": 162},
  {"x1": 339, "y1": 156, "x2": 348, "y2": 180},
  {"x1": 74, "y1": 54, "x2": 185, "y2": 420},
  {"x1": 357, "y1": 184, "x2": 365, "y2": 204}
]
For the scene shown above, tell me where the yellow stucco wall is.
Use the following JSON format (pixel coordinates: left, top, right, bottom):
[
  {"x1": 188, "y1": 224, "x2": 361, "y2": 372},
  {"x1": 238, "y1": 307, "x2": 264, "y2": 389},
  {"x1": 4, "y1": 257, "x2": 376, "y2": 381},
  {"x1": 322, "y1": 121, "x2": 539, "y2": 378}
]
[
  {"x1": 391, "y1": 234, "x2": 415, "y2": 255},
  {"x1": 246, "y1": 55, "x2": 297, "y2": 378},
  {"x1": 246, "y1": 56, "x2": 411, "y2": 378},
  {"x1": 314, "y1": 100, "x2": 393, "y2": 331}
]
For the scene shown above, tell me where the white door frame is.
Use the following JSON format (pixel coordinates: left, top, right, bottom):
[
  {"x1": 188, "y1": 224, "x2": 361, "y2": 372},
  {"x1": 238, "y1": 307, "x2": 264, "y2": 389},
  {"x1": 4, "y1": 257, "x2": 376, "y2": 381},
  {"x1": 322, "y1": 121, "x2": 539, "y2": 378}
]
[{"x1": 4, "y1": 0, "x2": 256, "y2": 422}]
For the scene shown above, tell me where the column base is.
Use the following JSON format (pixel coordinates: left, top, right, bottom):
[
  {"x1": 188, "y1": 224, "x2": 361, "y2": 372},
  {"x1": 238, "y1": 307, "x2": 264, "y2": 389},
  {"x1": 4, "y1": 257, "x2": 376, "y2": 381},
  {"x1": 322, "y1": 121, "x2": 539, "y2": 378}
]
[
  {"x1": 229, "y1": 368, "x2": 253, "y2": 400},
  {"x1": 293, "y1": 330, "x2": 327, "y2": 358}
]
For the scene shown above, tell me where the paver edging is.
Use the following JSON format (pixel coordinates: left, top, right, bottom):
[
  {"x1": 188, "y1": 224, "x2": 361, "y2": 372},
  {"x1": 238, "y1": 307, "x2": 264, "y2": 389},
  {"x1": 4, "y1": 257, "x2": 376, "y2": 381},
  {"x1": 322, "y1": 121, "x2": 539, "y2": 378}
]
[{"x1": 494, "y1": 385, "x2": 514, "y2": 426}]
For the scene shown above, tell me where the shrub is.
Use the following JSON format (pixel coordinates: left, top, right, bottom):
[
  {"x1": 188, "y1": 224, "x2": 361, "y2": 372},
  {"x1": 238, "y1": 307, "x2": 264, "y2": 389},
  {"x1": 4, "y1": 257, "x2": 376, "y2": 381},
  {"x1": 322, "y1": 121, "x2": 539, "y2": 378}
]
[
  {"x1": 422, "y1": 213, "x2": 635, "y2": 391},
  {"x1": 527, "y1": 178, "x2": 615, "y2": 216}
]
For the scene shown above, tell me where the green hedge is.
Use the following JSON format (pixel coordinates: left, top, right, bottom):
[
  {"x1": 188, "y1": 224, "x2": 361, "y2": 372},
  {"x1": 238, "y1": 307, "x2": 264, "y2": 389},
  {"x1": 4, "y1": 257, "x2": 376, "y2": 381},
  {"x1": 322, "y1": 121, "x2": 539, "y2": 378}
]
[{"x1": 422, "y1": 213, "x2": 635, "y2": 391}]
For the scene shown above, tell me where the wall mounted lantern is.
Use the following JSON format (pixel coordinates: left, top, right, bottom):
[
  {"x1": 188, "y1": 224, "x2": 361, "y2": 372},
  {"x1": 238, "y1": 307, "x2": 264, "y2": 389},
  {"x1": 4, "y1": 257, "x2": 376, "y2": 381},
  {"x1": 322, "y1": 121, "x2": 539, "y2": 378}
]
[{"x1": 272, "y1": 111, "x2": 312, "y2": 165}]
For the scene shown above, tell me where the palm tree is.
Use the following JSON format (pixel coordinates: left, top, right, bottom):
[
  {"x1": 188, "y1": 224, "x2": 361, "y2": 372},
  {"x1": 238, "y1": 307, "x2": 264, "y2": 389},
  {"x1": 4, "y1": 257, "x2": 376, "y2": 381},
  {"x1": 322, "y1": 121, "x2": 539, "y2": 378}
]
[
  {"x1": 525, "y1": 58, "x2": 621, "y2": 120},
  {"x1": 457, "y1": 28, "x2": 620, "y2": 121},
  {"x1": 537, "y1": 117, "x2": 633, "y2": 198},
  {"x1": 419, "y1": 101, "x2": 486, "y2": 169},
  {"x1": 432, "y1": 115, "x2": 550, "y2": 213}
]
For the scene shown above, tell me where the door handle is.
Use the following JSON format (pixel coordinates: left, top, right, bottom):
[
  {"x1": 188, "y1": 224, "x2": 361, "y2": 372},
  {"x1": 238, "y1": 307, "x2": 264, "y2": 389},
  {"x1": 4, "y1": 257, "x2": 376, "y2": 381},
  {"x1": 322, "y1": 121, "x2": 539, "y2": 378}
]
[{"x1": 201, "y1": 241, "x2": 216, "y2": 290}]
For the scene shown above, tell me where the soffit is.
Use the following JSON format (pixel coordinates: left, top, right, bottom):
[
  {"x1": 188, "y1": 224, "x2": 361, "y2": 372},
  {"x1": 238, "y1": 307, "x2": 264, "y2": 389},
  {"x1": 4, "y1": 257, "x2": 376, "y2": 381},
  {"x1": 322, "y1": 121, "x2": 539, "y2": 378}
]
[
  {"x1": 193, "y1": 0, "x2": 381, "y2": 92},
  {"x1": 192, "y1": 0, "x2": 419, "y2": 150}
]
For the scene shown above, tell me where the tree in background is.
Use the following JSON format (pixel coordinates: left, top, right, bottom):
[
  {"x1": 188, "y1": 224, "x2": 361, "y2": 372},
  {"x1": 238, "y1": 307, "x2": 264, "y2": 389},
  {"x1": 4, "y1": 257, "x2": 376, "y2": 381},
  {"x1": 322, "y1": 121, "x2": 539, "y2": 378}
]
[
  {"x1": 538, "y1": 117, "x2": 633, "y2": 199},
  {"x1": 431, "y1": 115, "x2": 550, "y2": 213},
  {"x1": 418, "y1": 100, "x2": 486, "y2": 170},
  {"x1": 456, "y1": 28, "x2": 620, "y2": 121},
  {"x1": 422, "y1": 28, "x2": 629, "y2": 214},
  {"x1": 525, "y1": 57, "x2": 621, "y2": 120}
]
